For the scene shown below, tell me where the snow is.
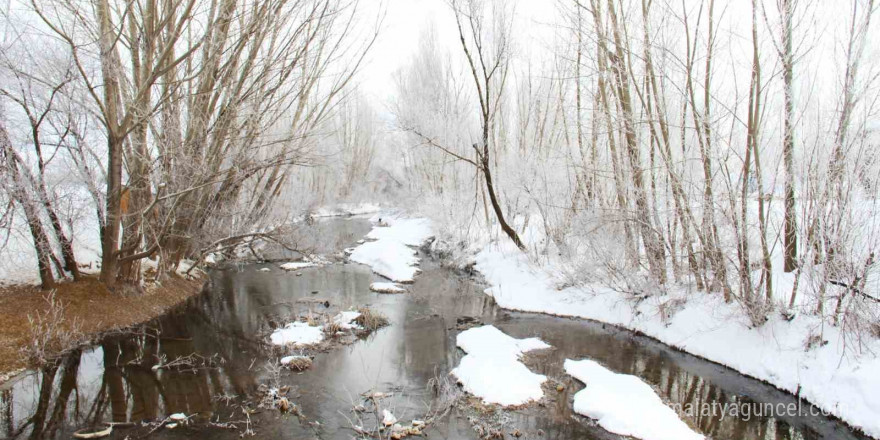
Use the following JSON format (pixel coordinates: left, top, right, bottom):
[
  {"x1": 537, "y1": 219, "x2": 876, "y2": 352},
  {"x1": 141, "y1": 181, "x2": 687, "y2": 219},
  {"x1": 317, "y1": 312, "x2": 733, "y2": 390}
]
[
  {"x1": 382, "y1": 409, "x2": 397, "y2": 426},
  {"x1": 564, "y1": 359, "x2": 703, "y2": 440},
  {"x1": 370, "y1": 282, "x2": 406, "y2": 293},
  {"x1": 348, "y1": 217, "x2": 432, "y2": 283},
  {"x1": 310, "y1": 203, "x2": 382, "y2": 218},
  {"x1": 474, "y1": 244, "x2": 880, "y2": 438},
  {"x1": 331, "y1": 311, "x2": 362, "y2": 330},
  {"x1": 450, "y1": 325, "x2": 550, "y2": 406},
  {"x1": 280, "y1": 261, "x2": 314, "y2": 270},
  {"x1": 269, "y1": 322, "x2": 324, "y2": 346}
]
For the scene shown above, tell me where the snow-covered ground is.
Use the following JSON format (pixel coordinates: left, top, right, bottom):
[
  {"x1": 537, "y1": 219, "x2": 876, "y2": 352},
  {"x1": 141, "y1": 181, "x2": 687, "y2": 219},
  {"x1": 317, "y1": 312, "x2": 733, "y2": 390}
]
[
  {"x1": 0, "y1": 213, "x2": 102, "y2": 286},
  {"x1": 475, "y1": 243, "x2": 880, "y2": 438},
  {"x1": 450, "y1": 325, "x2": 551, "y2": 406},
  {"x1": 348, "y1": 216, "x2": 432, "y2": 283},
  {"x1": 565, "y1": 359, "x2": 703, "y2": 440}
]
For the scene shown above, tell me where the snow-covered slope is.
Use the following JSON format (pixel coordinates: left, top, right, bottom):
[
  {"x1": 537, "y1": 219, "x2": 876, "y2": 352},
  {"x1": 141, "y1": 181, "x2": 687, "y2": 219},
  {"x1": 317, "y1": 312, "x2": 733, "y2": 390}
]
[{"x1": 475, "y1": 244, "x2": 880, "y2": 438}]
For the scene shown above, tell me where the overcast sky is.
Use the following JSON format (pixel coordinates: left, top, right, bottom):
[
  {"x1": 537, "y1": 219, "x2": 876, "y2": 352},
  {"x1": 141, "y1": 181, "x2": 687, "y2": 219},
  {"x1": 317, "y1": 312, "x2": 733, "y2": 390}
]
[{"x1": 357, "y1": 0, "x2": 560, "y2": 103}]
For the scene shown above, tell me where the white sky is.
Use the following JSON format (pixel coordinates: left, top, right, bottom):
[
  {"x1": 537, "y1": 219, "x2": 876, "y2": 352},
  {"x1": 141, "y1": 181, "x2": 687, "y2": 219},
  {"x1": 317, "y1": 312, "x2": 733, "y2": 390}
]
[{"x1": 357, "y1": 0, "x2": 560, "y2": 103}]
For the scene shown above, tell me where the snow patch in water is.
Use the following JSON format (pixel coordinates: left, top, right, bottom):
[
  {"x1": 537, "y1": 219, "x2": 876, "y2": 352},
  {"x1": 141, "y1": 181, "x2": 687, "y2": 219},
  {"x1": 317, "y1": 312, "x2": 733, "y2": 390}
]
[
  {"x1": 280, "y1": 261, "x2": 315, "y2": 271},
  {"x1": 349, "y1": 217, "x2": 432, "y2": 283},
  {"x1": 332, "y1": 311, "x2": 362, "y2": 330},
  {"x1": 450, "y1": 325, "x2": 550, "y2": 406},
  {"x1": 270, "y1": 322, "x2": 324, "y2": 346},
  {"x1": 565, "y1": 359, "x2": 703, "y2": 440},
  {"x1": 370, "y1": 282, "x2": 406, "y2": 293}
]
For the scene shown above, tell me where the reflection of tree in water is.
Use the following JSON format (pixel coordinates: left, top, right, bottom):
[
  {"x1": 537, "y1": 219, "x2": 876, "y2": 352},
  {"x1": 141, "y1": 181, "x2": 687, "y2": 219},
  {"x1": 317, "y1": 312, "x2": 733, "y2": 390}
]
[
  {"x1": 1, "y1": 351, "x2": 78, "y2": 440},
  {"x1": 0, "y1": 290, "x2": 272, "y2": 439},
  {"x1": 565, "y1": 328, "x2": 818, "y2": 440}
]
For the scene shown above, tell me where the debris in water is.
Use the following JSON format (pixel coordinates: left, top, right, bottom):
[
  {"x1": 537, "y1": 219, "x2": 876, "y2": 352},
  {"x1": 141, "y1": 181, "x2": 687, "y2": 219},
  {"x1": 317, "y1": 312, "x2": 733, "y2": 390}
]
[
  {"x1": 280, "y1": 355, "x2": 313, "y2": 371},
  {"x1": 382, "y1": 409, "x2": 397, "y2": 426},
  {"x1": 362, "y1": 390, "x2": 393, "y2": 400},
  {"x1": 278, "y1": 397, "x2": 295, "y2": 413},
  {"x1": 259, "y1": 267, "x2": 271, "y2": 272},
  {"x1": 454, "y1": 316, "x2": 483, "y2": 330},
  {"x1": 72, "y1": 425, "x2": 112, "y2": 439}
]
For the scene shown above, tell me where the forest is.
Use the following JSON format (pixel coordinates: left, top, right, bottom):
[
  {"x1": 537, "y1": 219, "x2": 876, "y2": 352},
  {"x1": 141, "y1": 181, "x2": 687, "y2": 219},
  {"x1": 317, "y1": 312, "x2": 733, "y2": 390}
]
[{"x1": 1, "y1": 0, "x2": 879, "y2": 439}]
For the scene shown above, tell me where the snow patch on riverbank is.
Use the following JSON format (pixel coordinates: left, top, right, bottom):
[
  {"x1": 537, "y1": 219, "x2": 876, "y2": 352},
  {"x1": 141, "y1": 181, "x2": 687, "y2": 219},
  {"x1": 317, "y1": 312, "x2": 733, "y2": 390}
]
[
  {"x1": 475, "y1": 243, "x2": 880, "y2": 438},
  {"x1": 450, "y1": 325, "x2": 550, "y2": 406},
  {"x1": 565, "y1": 359, "x2": 703, "y2": 440},
  {"x1": 349, "y1": 216, "x2": 432, "y2": 283}
]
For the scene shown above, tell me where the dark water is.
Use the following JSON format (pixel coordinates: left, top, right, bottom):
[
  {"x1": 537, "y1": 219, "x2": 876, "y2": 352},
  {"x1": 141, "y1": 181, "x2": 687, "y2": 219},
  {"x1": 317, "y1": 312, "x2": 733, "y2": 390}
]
[{"x1": 0, "y1": 218, "x2": 870, "y2": 440}]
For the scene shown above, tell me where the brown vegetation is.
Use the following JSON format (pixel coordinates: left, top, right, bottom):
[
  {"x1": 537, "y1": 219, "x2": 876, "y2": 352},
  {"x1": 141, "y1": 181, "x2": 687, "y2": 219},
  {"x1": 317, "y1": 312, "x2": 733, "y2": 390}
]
[{"x1": 0, "y1": 275, "x2": 204, "y2": 382}]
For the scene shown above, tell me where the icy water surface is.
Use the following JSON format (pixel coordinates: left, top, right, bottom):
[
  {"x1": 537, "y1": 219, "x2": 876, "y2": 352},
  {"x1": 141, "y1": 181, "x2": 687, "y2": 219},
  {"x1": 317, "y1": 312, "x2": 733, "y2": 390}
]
[{"x1": 0, "y1": 218, "x2": 870, "y2": 440}]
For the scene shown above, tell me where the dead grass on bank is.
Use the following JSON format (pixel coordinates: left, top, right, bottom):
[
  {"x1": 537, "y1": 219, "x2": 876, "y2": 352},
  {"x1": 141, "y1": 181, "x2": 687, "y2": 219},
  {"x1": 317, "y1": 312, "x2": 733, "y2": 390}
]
[{"x1": 0, "y1": 275, "x2": 205, "y2": 382}]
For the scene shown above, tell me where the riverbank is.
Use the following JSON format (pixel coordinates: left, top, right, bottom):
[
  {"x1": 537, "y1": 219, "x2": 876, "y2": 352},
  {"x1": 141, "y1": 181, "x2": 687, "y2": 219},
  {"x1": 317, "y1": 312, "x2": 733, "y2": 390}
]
[
  {"x1": 468, "y1": 239, "x2": 880, "y2": 439},
  {"x1": 0, "y1": 275, "x2": 205, "y2": 384}
]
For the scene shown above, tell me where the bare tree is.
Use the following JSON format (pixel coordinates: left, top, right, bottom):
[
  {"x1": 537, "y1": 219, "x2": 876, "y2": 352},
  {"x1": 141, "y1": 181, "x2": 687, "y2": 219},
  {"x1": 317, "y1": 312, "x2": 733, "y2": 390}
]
[{"x1": 451, "y1": 0, "x2": 525, "y2": 250}]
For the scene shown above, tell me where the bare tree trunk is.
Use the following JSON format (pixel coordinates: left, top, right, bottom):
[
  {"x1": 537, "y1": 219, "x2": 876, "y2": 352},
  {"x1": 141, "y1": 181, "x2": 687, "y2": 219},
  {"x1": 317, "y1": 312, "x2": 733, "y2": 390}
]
[
  {"x1": 590, "y1": 0, "x2": 637, "y2": 265},
  {"x1": 782, "y1": 0, "x2": 798, "y2": 274},
  {"x1": 453, "y1": 0, "x2": 525, "y2": 251},
  {"x1": 750, "y1": 0, "x2": 772, "y2": 304},
  {"x1": 96, "y1": 0, "x2": 124, "y2": 288},
  {"x1": 1, "y1": 120, "x2": 56, "y2": 289},
  {"x1": 639, "y1": 0, "x2": 705, "y2": 290},
  {"x1": 606, "y1": 0, "x2": 667, "y2": 284}
]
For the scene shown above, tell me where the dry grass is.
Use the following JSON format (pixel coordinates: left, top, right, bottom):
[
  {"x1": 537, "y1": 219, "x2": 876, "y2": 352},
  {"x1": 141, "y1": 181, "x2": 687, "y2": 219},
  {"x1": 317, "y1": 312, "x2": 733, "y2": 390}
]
[
  {"x1": 281, "y1": 355, "x2": 313, "y2": 371},
  {"x1": 20, "y1": 291, "x2": 85, "y2": 365},
  {"x1": 0, "y1": 275, "x2": 204, "y2": 381},
  {"x1": 354, "y1": 307, "x2": 389, "y2": 331}
]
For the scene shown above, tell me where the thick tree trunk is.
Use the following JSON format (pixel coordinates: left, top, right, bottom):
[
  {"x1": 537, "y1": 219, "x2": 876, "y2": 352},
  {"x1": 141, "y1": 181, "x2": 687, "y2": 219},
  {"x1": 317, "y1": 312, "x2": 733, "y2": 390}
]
[{"x1": 97, "y1": 0, "x2": 124, "y2": 288}]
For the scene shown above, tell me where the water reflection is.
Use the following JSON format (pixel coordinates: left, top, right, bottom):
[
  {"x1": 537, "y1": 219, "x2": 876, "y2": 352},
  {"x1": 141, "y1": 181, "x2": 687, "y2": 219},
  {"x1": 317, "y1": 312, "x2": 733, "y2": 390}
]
[{"x1": 0, "y1": 218, "x2": 870, "y2": 440}]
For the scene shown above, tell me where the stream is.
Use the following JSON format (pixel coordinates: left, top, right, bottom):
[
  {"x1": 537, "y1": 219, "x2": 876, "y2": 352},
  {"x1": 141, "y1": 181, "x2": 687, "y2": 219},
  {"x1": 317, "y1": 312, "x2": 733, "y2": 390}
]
[{"x1": 0, "y1": 217, "x2": 870, "y2": 440}]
